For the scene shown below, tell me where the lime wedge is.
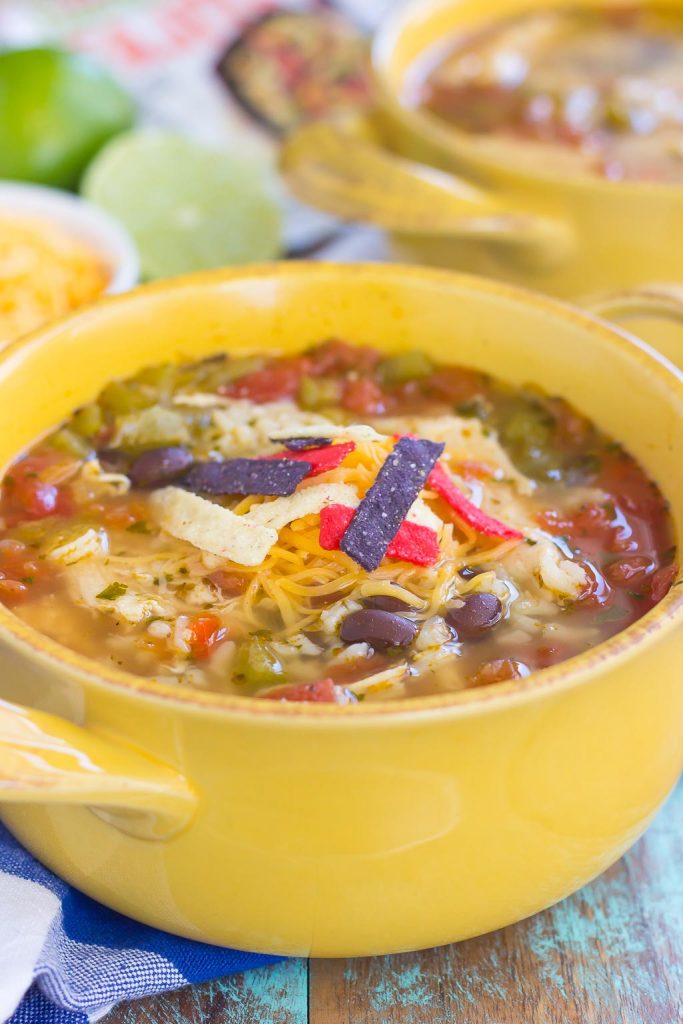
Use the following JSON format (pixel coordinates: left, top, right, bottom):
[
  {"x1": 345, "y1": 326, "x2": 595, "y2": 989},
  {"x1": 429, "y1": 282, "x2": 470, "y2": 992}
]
[
  {"x1": 82, "y1": 133, "x2": 282, "y2": 279},
  {"x1": 0, "y1": 47, "x2": 134, "y2": 189}
]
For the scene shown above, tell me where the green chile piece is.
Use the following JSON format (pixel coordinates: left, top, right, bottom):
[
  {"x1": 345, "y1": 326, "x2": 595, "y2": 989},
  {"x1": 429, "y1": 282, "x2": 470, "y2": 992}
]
[
  {"x1": 298, "y1": 376, "x2": 340, "y2": 410},
  {"x1": 498, "y1": 401, "x2": 561, "y2": 478},
  {"x1": 233, "y1": 635, "x2": 284, "y2": 687},
  {"x1": 49, "y1": 428, "x2": 92, "y2": 459},
  {"x1": 133, "y1": 362, "x2": 178, "y2": 394},
  {"x1": 100, "y1": 380, "x2": 156, "y2": 415},
  {"x1": 71, "y1": 404, "x2": 103, "y2": 438},
  {"x1": 115, "y1": 406, "x2": 191, "y2": 449},
  {"x1": 378, "y1": 351, "x2": 434, "y2": 385}
]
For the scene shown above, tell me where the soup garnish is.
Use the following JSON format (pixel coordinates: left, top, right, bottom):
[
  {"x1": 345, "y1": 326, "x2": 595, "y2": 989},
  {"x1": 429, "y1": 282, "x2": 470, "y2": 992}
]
[
  {"x1": 416, "y1": 7, "x2": 683, "y2": 183},
  {"x1": 0, "y1": 340, "x2": 675, "y2": 702},
  {"x1": 0, "y1": 214, "x2": 108, "y2": 346}
]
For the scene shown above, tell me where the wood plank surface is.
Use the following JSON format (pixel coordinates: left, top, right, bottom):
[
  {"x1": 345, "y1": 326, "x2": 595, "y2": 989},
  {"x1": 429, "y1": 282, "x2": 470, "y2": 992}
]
[
  {"x1": 107, "y1": 959, "x2": 307, "y2": 1024},
  {"x1": 313, "y1": 782, "x2": 682, "y2": 1024},
  {"x1": 107, "y1": 782, "x2": 682, "y2": 1024}
]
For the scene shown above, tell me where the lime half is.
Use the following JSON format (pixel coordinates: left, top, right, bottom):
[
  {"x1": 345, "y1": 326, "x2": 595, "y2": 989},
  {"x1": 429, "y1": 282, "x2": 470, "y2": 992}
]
[
  {"x1": 82, "y1": 133, "x2": 283, "y2": 279},
  {"x1": 0, "y1": 48, "x2": 134, "y2": 189}
]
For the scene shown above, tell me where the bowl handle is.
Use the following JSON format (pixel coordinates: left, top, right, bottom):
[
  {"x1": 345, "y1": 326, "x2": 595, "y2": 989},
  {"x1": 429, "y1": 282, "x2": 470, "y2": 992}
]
[
  {"x1": 0, "y1": 698, "x2": 195, "y2": 840},
  {"x1": 586, "y1": 283, "x2": 683, "y2": 325},
  {"x1": 279, "y1": 118, "x2": 573, "y2": 263}
]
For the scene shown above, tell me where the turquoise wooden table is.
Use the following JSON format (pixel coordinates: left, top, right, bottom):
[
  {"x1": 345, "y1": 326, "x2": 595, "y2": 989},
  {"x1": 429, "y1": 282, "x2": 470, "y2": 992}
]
[{"x1": 105, "y1": 782, "x2": 682, "y2": 1024}]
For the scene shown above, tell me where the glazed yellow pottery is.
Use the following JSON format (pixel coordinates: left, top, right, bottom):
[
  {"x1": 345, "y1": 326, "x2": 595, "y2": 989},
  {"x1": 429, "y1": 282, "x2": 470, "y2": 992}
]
[
  {"x1": 0, "y1": 264, "x2": 682, "y2": 957},
  {"x1": 281, "y1": 0, "x2": 683, "y2": 322}
]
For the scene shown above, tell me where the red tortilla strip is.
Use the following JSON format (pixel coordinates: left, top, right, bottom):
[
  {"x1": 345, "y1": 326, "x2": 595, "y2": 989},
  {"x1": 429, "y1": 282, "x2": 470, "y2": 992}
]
[
  {"x1": 265, "y1": 441, "x2": 355, "y2": 477},
  {"x1": 319, "y1": 502, "x2": 355, "y2": 549},
  {"x1": 388, "y1": 519, "x2": 441, "y2": 566},
  {"x1": 319, "y1": 503, "x2": 440, "y2": 566},
  {"x1": 428, "y1": 463, "x2": 523, "y2": 540}
]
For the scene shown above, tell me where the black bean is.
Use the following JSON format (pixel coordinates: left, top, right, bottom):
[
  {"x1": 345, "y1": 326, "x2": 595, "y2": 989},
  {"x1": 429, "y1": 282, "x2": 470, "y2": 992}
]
[
  {"x1": 129, "y1": 446, "x2": 194, "y2": 488},
  {"x1": 445, "y1": 592, "x2": 503, "y2": 638},
  {"x1": 363, "y1": 594, "x2": 413, "y2": 613},
  {"x1": 459, "y1": 565, "x2": 483, "y2": 580},
  {"x1": 340, "y1": 609, "x2": 417, "y2": 650}
]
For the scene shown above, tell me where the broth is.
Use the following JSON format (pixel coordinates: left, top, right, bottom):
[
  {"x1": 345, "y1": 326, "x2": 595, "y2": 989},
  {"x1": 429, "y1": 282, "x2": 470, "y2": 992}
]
[
  {"x1": 0, "y1": 340, "x2": 675, "y2": 702},
  {"x1": 417, "y1": 7, "x2": 683, "y2": 182}
]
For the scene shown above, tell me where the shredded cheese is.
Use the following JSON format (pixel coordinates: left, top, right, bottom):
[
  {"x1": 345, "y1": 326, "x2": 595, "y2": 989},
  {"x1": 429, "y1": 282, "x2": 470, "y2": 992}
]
[{"x1": 0, "y1": 214, "x2": 108, "y2": 346}]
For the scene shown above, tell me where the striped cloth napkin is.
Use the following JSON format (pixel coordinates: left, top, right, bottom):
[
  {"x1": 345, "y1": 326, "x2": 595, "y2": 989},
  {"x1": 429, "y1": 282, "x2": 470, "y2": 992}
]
[{"x1": 0, "y1": 823, "x2": 282, "y2": 1023}]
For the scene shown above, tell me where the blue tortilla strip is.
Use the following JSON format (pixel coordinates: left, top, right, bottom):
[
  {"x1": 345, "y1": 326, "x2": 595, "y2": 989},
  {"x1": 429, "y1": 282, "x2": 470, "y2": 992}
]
[
  {"x1": 278, "y1": 436, "x2": 333, "y2": 452},
  {"x1": 340, "y1": 437, "x2": 445, "y2": 571},
  {"x1": 182, "y1": 458, "x2": 311, "y2": 497}
]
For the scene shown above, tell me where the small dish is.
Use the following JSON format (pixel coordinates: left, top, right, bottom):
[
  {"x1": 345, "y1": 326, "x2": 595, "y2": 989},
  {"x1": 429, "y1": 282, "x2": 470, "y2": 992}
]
[{"x1": 0, "y1": 180, "x2": 139, "y2": 295}]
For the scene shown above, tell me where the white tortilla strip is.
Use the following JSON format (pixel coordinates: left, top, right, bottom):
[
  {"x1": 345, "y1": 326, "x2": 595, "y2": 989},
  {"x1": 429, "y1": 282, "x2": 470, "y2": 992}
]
[
  {"x1": 113, "y1": 406, "x2": 190, "y2": 448},
  {"x1": 172, "y1": 393, "x2": 232, "y2": 408},
  {"x1": 268, "y1": 423, "x2": 387, "y2": 444},
  {"x1": 246, "y1": 483, "x2": 359, "y2": 531},
  {"x1": 406, "y1": 497, "x2": 443, "y2": 534},
  {"x1": 151, "y1": 482, "x2": 360, "y2": 567},
  {"x1": 150, "y1": 487, "x2": 277, "y2": 566}
]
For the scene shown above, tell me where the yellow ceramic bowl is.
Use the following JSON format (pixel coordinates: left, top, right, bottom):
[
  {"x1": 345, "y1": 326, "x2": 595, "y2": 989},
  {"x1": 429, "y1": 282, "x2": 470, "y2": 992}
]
[
  {"x1": 281, "y1": 0, "x2": 683, "y2": 332},
  {"x1": 1, "y1": 264, "x2": 682, "y2": 957}
]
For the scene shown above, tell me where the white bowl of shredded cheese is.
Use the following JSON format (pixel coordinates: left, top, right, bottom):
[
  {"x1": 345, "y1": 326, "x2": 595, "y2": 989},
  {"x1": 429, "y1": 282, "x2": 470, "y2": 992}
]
[{"x1": 0, "y1": 180, "x2": 139, "y2": 346}]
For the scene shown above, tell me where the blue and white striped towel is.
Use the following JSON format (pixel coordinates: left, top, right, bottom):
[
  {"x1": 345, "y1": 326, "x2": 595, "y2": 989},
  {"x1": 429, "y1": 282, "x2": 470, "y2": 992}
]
[{"x1": 0, "y1": 823, "x2": 282, "y2": 1023}]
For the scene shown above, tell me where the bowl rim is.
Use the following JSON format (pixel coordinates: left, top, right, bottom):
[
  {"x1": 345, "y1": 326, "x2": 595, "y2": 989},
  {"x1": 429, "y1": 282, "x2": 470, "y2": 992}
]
[
  {"x1": 372, "y1": 0, "x2": 683, "y2": 196},
  {"x1": 0, "y1": 261, "x2": 681, "y2": 723},
  {"x1": 0, "y1": 180, "x2": 139, "y2": 294}
]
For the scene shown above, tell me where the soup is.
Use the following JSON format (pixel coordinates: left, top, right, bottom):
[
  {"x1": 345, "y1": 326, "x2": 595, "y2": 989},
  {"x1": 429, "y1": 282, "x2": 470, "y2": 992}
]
[
  {"x1": 0, "y1": 341, "x2": 675, "y2": 702},
  {"x1": 417, "y1": 6, "x2": 683, "y2": 182}
]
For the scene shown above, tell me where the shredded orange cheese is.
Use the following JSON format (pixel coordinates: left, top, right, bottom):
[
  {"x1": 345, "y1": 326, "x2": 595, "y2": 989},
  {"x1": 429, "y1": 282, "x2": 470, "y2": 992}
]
[
  {"x1": 0, "y1": 214, "x2": 109, "y2": 346},
  {"x1": 203, "y1": 438, "x2": 520, "y2": 636}
]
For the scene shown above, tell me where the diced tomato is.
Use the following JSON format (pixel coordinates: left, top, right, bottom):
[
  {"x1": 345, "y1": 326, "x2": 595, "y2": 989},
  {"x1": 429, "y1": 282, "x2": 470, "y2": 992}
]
[
  {"x1": 538, "y1": 503, "x2": 612, "y2": 551},
  {"x1": 341, "y1": 377, "x2": 387, "y2": 415},
  {"x1": 426, "y1": 366, "x2": 486, "y2": 404},
  {"x1": 500, "y1": 639, "x2": 574, "y2": 672},
  {"x1": 306, "y1": 340, "x2": 380, "y2": 376},
  {"x1": 102, "y1": 500, "x2": 149, "y2": 530},
  {"x1": 604, "y1": 555, "x2": 655, "y2": 588},
  {"x1": 0, "y1": 578, "x2": 29, "y2": 602},
  {"x1": 469, "y1": 657, "x2": 528, "y2": 687},
  {"x1": 650, "y1": 564, "x2": 677, "y2": 604},
  {"x1": 545, "y1": 397, "x2": 592, "y2": 447},
  {"x1": 429, "y1": 463, "x2": 523, "y2": 541},
  {"x1": 15, "y1": 478, "x2": 58, "y2": 519},
  {"x1": 0, "y1": 538, "x2": 51, "y2": 605},
  {"x1": 264, "y1": 678, "x2": 340, "y2": 703},
  {"x1": 538, "y1": 500, "x2": 657, "y2": 559},
  {"x1": 186, "y1": 614, "x2": 227, "y2": 660},
  {"x1": 2, "y1": 452, "x2": 79, "y2": 522},
  {"x1": 219, "y1": 359, "x2": 307, "y2": 403},
  {"x1": 574, "y1": 560, "x2": 612, "y2": 608},
  {"x1": 265, "y1": 442, "x2": 356, "y2": 478},
  {"x1": 599, "y1": 449, "x2": 670, "y2": 522}
]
